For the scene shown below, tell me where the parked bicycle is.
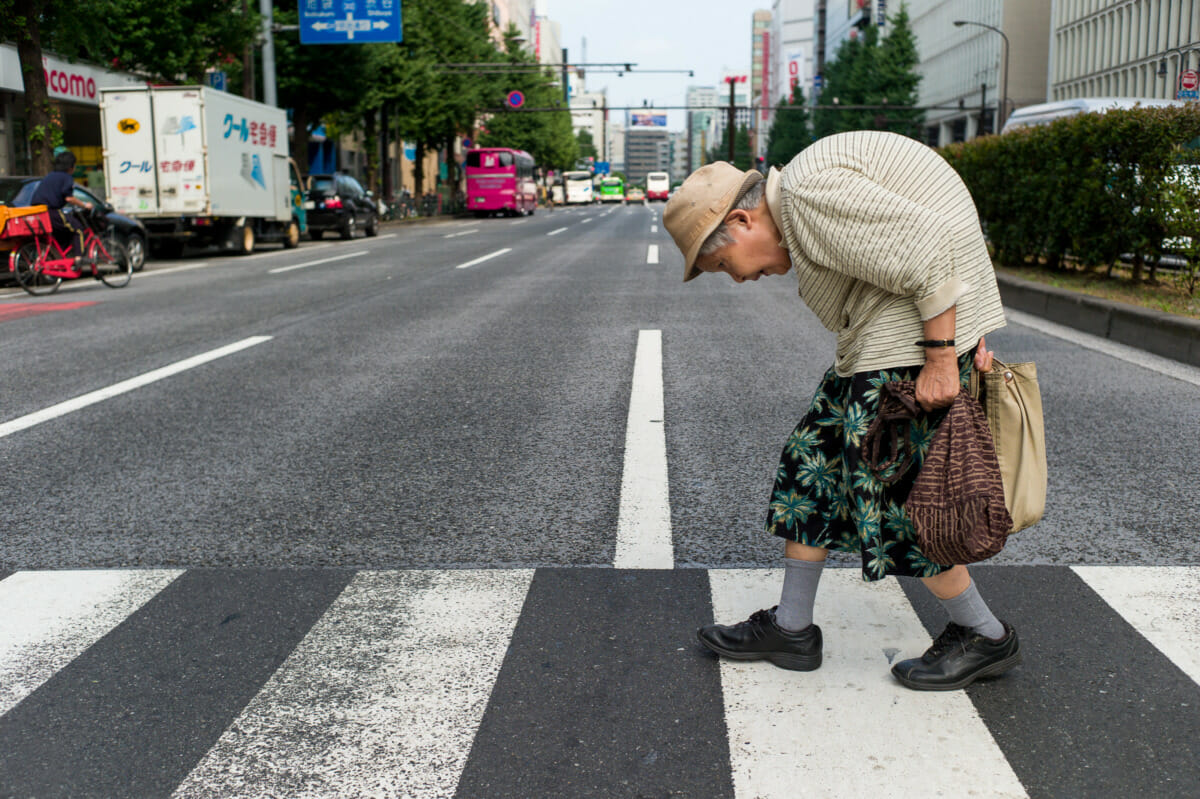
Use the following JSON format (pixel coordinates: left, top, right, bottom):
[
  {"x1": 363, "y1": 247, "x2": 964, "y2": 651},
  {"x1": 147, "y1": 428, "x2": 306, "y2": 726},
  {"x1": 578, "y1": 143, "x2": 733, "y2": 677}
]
[{"x1": 2, "y1": 205, "x2": 131, "y2": 296}]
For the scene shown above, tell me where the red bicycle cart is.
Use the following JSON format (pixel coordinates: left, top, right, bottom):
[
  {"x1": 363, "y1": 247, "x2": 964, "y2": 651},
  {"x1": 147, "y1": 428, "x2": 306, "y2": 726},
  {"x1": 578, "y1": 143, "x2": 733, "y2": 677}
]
[{"x1": 2, "y1": 204, "x2": 131, "y2": 296}]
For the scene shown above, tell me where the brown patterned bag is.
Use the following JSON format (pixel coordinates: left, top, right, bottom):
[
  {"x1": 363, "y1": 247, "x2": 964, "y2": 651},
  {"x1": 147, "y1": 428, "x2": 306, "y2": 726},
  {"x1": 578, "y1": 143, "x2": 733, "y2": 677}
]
[{"x1": 863, "y1": 381, "x2": 1013, "y2": 565}]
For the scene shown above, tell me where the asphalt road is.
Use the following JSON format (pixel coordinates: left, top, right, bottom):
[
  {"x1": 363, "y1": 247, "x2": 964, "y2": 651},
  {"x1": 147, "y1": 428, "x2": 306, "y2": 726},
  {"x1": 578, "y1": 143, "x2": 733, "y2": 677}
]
[
  {"x1": 2, "y1": 203, "x2": 1199, "y2": 799},
  {"x1": 1, "y1": 203, "x2": 1199, "y2": 570}
]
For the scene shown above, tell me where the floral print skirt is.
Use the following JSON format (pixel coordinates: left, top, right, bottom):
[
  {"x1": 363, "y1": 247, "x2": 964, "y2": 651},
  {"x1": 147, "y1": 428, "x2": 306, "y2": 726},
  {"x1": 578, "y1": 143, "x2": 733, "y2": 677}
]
[{"x1": 765, "y1": 352, "x2": 975, "y2": 582}]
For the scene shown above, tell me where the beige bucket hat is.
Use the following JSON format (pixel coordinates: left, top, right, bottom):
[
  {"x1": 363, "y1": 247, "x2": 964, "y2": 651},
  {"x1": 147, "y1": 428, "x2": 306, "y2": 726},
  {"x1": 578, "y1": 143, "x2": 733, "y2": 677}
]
[{"x1": 663, "y1": 162, "x2": 764, "y2": 281}]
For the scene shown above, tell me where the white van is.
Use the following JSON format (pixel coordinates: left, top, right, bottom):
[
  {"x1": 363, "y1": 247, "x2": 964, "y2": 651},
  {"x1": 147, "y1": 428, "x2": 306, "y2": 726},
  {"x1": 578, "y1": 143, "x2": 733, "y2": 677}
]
[{"x1": 1000, "y1": 97, "x2": 1187, "y2": 134}]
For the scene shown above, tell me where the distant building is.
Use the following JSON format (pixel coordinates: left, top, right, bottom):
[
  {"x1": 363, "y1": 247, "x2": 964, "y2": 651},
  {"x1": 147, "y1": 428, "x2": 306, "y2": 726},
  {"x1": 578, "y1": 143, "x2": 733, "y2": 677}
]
[
  {"x1": 752, "y1": 9, "x2": 774, "y2": 157},
  {"x1": 686, "y1": 85, "x2": 719, "y2": 172},
  {"x1": 571, "y1": 90, "x2": 608, "y2": 163},
  {"x1": 669, "y1": 130, "x2": 688, "y2": 181},
  {"x1": 909, "y1": 0, "x2": 1051, "y2": 145},
  {"x1": 1049, "y1": 0, "x2": 1200, "y2": 102},
  {"x1": 534, "y1": 13, "x2": 562, "y2": 68},
  {"x1": 608, "y1": 125, "x2": 626, "y2": 172},
  {"x1": 770, "y1": 0, "x2": 817, "y2": 109},
  {"x1": 624, "y1": 127, "x2": 670, "y2": 185},
  {"x1": 478, "y1": 0, "x2": 536, "y2": 49}
]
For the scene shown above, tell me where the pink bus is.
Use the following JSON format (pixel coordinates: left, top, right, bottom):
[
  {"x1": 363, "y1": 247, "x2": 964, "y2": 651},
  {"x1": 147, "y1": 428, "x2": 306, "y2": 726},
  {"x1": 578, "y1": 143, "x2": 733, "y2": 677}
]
[{"x1": 465, "y1": 147, "x2": 537, "y2": 217}]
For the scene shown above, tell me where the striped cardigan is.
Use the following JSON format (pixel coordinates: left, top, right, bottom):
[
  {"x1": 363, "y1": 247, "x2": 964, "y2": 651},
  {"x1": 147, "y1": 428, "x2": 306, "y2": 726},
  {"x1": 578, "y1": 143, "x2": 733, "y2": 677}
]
[{"x1": 766, "y1": 130, "x2": 1007, "y2": 377}]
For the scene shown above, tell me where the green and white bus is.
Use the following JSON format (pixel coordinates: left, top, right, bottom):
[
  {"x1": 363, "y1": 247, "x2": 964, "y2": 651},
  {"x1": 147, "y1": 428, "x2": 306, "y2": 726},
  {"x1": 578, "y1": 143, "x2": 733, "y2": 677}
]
[{"x1": 598, "y1": 176, "x2": 625, "y2": 203}]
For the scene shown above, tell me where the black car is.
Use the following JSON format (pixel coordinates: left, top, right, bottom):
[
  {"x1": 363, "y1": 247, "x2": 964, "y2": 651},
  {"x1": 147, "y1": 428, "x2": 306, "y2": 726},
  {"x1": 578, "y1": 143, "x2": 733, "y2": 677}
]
[
  {"x1": 0, "y1": 177, "x2": 149, "y2": 271},
  {"x1": 305, "y1": 173, "x2": 379, "y2": 240}
]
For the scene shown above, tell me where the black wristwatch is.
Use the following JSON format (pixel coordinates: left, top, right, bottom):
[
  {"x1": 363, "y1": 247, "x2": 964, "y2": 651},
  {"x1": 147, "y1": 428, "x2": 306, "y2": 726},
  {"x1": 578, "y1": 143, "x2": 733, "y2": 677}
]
[{"x1": 915, "y1": 339, "x2": 956, "y2": 348}]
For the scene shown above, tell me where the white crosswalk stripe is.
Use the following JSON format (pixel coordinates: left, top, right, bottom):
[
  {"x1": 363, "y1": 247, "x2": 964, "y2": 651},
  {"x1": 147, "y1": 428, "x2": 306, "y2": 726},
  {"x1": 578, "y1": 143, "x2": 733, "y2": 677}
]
[
  {"x1": 1071, "y1": 566, "x2": 1200, "y2": 685},
  {"x1": 711, "y1": 569, "x2": 1027, "y2": 798},
  {"x1": 171, "y1": 570, "x2": 532, "y2": 799},
  {"x1": 0, "y1": 569, "x2": 182, "y2": 716},
  {"x1": 0, "y1": 565, "x2": 1196, "y2": 798}
]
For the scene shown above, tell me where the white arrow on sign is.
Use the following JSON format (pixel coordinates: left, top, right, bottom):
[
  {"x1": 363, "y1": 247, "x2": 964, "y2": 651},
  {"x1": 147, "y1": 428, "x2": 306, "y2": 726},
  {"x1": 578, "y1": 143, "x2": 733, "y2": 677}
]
[
  {"x1": 311, "y1": 21, "x2": 333, "y2": 30},
  {"x1": 373, "y1": 20, "x2": 390, "y2": 29},
  {"x1": 329, "y1": 12, "x2": 371, "y2": 39}
]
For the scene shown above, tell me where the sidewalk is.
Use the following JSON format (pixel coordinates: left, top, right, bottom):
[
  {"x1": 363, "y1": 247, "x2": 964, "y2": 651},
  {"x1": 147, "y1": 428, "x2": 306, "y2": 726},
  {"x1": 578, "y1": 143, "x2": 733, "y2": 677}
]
[{"x1": 996, "y1": 271, "x2": 1200, "y2": 368}]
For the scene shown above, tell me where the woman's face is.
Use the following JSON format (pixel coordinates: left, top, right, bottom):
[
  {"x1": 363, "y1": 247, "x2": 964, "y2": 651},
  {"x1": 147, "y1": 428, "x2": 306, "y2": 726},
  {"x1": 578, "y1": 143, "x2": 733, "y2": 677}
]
[{"x1": 694, "y1": 207, "x2": 791, "y2": 283}]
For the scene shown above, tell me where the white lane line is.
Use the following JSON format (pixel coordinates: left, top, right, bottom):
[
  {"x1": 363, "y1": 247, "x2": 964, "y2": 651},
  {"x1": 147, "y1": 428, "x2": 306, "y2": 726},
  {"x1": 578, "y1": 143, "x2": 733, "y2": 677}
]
[
  {"x1": 171, "y1": 570, "x2": 533, "y2": 799},
  {"x1": 510, "y1": 218, "x2": 529, "y2": 225},
  {"x1": 444, "y1": 229, "x2": 479, "y2": 238},
  {"x1": 373, "y1": 233, "x2": 398, "y2": 240},
  {"x1": 0, "y1": 570, "x2": 183, "y2": 716},
  {"x1": 1005, "y1": 308, "x2": 1200, "y2": 388},
  {"x1": 137, "y1": 262, "x2": 213, "y2": 278},
  {"x1": 269, "y1": 250, "x2": 369, "y2": 274},
  {"x1": 647, "y1": 244, "x2": 660, "y2": 264},
  {"x1": 710, "y1": 569, "x2": 1028, "y2": 798},
  {"x1": 651, "y1": 225, "x2": 658, "y2": 233},
  {"x1": 614, "y1": 329, "x2": 673, "y2": 569},
  {"x1": 547, "y1": 227, "x2": 568, "y2": 236},
  {"x1": 1073, "y1": 566, "x2": 1200, "y2": 686},
  {"x1": 455, "y1": 247, "x2": 512, "y2": 270},
  {"x1": 581, "y1": 217, "x2": 594, "y2": 224},
  {"x1": 0, "y1": 336, "x2": 272, "y2": 439}
]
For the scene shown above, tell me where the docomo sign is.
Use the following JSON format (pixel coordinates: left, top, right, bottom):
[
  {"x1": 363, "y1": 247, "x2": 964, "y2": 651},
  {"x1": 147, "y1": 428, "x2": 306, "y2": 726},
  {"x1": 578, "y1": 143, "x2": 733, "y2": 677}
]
[{"x1": 43, "y1": 62, "x2": 98, "y2": 102}]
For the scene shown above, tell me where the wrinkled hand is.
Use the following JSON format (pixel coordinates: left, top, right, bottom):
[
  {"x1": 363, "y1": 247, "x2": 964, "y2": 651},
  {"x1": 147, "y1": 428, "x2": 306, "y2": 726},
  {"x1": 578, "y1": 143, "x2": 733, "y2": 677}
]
[
  {"x1": 974, "y1": 335, "x2": 994, "y2": 372},
  {"x1": 914, "y1": 337, "x2": 994, "y2": 412},
  {"x1": 915, "y1": 351, "x2": 961, "y2": 412}
]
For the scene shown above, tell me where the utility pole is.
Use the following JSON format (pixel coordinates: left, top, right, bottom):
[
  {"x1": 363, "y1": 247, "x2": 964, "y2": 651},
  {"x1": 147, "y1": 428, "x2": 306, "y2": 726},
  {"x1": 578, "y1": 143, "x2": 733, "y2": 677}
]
[
  {"x1": 242, "y1": 0, "x2": 255, "y2": 100},
  {"x1": 979, "y1": 82, "x2": 987, "y2": 136},
  {"x1": 260, "y1": 0, "x2": 277, "y2": 106},
  {"x1": 602, "y1": 95, "x2": 608, "y2": 163},
  {"x1": 561, "y1": 48, "x2": 569, "y2": 107},
  {"x1": 727, "y1": 78, "x2": 736, "y2": 162}
]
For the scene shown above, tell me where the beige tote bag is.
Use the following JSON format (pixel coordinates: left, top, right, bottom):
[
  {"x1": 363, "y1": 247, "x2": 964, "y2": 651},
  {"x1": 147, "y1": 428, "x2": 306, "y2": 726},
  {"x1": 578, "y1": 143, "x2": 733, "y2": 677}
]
[{"x1": 970, "y1": 359, "x2": 1047, "y2": 533}]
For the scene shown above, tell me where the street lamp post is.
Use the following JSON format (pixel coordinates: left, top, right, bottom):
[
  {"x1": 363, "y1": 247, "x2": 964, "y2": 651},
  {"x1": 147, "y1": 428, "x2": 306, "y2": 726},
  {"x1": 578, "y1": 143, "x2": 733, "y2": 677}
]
[{"x1": 954, "y1": 20, "x2": 1009, "y2": 133}]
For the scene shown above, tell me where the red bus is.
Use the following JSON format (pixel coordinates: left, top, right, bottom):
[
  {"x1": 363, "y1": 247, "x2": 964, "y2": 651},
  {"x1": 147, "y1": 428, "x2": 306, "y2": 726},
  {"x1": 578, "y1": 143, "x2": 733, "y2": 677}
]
[{"x1": 465, "y1": 147, "x2": 537, "y2": 217}]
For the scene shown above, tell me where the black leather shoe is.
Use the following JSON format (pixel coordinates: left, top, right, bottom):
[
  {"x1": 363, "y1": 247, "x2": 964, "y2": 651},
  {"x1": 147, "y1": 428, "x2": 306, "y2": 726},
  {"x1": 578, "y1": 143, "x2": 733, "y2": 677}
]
[
  {"x1": 697, "y1": 607, "x2": 822, "y2": 671},
  {"x1": 892, "y1": 621, "x2": 1020, "y2": 691}
]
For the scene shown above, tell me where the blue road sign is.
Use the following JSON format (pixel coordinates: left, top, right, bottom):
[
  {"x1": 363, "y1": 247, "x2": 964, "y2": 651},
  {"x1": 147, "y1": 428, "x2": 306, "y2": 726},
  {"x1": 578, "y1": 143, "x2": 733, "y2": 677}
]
[
  {"x1": 301, "y1": 0, "x2": 402, "y2": 45},
  {"x1": 205, "y1": 71, "x2": 227, "y2": 92},
  {"x1": 506, "y1": 90, "x2": 525, "y2": 108}
]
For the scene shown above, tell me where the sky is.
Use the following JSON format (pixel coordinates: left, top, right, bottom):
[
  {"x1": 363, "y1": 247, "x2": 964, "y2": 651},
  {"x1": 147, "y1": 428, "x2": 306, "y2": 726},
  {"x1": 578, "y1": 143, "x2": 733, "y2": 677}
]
[{"x1": 540, "y1": 0, "x2": 772, "y2": 131}]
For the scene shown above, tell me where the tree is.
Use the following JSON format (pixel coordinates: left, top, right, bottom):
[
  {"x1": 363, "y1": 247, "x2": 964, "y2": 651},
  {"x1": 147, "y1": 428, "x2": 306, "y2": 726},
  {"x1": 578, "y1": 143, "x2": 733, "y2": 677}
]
[
  {"x1": 0, "y1": 0, "x2": 258, "y2": 173},
  {"x1": 873, "y1": 5, "x2": 923, "y2": 136},
  {"x1": 271, "y1": 6, "x2": 370, "y2": 174},
  {"x1": 576, "y1": 129, "x2": 598, "y2": 161},
  {"x1": 766, "y1": 87, "x2": 811, "y2": 166},
  {"x1": 372, "y1": 0, "x2": 500, "y2": 195},
  {"x1": 475, "y1": 25, "x2": 578, "y2": 173},
  {"x1": 813, "y1": 4, "x2": 923, "y2": 140},
  {"x1": 103, "y1": 0, "x2": 258, "y2": 84},
  {"x1": 708, "y1": 123, "x2": 753, "y2": 170},
  {"x1": 0, "y1": 0, "x2": 58, "y2": 172}
]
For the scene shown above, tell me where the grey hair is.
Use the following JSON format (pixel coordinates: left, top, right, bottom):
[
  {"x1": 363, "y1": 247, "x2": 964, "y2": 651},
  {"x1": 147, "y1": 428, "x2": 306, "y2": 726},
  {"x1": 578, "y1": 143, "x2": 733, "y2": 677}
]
[{"x1": 697, "y1": 180, "x2": 767, "y2": 256}]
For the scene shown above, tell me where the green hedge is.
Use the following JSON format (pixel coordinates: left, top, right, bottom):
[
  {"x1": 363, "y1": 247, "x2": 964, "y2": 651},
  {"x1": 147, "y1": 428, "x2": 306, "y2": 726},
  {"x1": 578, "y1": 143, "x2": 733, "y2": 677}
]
[{"x1": 939, "y1": 106, "x2": 1200, "y2": 272}]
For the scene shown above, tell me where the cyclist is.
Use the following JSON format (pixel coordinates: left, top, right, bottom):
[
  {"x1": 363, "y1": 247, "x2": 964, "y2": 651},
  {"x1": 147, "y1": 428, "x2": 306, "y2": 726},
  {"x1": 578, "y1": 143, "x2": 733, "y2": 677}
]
[{"x1": 30, "y1": 148, "x2": 93, "y2": 265}]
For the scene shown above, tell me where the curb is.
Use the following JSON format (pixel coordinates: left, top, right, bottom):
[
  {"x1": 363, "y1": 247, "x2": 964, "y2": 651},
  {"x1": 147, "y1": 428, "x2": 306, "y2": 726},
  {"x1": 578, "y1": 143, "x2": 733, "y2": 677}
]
[{"x1": 996, "y1": 271, "x2": 1200, "y2": 368}]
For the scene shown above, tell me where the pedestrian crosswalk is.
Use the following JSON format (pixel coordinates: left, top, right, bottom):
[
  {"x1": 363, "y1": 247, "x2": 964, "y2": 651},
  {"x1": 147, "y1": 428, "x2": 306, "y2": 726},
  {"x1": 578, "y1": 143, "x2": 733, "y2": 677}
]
[{"x1": 0, "y1": 565, "x2": 1197, "y2": 798}]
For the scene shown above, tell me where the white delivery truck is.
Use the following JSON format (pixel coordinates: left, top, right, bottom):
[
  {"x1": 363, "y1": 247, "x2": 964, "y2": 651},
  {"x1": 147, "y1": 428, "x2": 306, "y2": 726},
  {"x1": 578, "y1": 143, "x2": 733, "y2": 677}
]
[{"x1": 99, "y1": 85, "x2": 305, "y2": 256}]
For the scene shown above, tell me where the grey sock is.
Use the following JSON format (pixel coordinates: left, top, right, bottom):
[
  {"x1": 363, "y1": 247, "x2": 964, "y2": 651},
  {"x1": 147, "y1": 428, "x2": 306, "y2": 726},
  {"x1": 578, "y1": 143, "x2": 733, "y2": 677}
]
[
  {"x1": 939, "y1": 580, "x2": 1006, "y2": 640},
  {"x1": 774, "y1": 557, "x2": 824, "y2": 632}
]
